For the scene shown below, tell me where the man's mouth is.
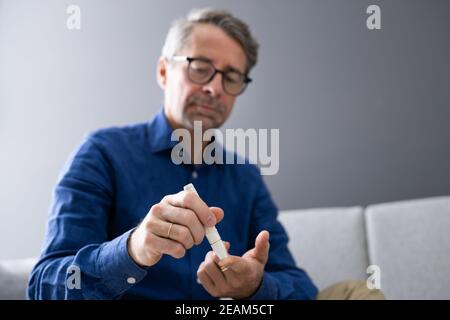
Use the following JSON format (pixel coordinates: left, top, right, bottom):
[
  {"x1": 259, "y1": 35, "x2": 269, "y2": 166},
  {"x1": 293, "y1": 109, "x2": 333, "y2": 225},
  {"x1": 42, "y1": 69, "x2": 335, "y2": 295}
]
[
  {"x1": 196, "y1": 104, "x2": 216, "y2": 113},
  {"x1": 199, "y1": 104, "x2": 217, "y2": 111}
]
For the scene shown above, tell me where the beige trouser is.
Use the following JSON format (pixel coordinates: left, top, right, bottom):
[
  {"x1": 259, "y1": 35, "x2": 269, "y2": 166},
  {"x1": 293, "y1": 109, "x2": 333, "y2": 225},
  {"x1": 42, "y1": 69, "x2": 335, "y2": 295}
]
[{"x1": 316, "y1": 280, "x2": 385, "y2": 300}]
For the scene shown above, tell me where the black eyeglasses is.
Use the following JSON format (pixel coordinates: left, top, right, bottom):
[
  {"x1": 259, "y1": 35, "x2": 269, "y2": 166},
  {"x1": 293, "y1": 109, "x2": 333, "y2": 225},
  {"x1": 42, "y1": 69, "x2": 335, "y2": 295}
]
[{"x1": 171, "y1": 56, "x2": 252, "y2": 96}]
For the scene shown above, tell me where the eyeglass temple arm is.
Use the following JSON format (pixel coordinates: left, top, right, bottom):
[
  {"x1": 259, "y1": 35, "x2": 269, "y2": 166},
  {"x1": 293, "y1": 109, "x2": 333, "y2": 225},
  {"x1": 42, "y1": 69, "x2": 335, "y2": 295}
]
[{"x1": 172, "y1": 55, "x2": 189, "y2": 62}]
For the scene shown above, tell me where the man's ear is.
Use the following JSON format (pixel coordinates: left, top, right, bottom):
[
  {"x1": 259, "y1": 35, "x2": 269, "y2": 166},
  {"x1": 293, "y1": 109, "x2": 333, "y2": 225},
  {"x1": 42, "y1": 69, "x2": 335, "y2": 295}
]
[{"x1": 156, "y1": 56, "x2": 168, "y2": 90}]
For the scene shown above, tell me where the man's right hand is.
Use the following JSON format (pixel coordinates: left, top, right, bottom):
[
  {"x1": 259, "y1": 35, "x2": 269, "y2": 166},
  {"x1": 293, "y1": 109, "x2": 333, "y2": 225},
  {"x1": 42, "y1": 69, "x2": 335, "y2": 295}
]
[{"x1": 127, "y1": 190, "x2": 224, "y2": 267}]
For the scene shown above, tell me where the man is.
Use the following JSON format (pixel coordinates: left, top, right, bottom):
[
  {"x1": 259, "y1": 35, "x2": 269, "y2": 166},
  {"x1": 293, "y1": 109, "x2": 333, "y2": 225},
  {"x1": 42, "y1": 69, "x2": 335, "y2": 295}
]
[{"x1": 27, "y1": 8, "x2": 318, "y2": 300}]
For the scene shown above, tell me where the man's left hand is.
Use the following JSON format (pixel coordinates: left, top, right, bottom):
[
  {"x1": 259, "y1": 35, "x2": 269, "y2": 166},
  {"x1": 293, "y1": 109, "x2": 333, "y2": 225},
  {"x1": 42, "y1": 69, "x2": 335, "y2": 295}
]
[{"x1": 196, "y1": 230, "x2": 270, "y2": 299}]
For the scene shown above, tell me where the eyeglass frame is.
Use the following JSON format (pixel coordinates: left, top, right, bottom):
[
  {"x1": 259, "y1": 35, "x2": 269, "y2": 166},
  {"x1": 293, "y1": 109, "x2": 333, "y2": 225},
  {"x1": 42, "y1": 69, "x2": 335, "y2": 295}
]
[{"x1": 171, "y1": 55, "x2": 252, "y2": 96}]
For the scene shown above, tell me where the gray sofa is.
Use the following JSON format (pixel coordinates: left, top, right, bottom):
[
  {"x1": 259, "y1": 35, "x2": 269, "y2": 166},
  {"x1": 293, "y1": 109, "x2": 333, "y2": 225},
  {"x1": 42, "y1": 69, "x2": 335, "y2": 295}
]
[
  {"x1": 1, "y1": 196, "x2": 449, "y2": 299},
  {"x1": 0, "y1": 258, "x2": 36, "y2": 300},
  {"x1": 279, "y1": 195, "x2": 450, "y2": 299}
]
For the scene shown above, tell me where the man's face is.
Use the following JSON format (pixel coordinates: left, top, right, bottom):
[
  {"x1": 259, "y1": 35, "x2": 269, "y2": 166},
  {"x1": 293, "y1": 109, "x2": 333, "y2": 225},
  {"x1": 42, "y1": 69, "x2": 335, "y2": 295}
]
[{"x1": 158, "y1": 24, "x2": 247, "y2": 131}]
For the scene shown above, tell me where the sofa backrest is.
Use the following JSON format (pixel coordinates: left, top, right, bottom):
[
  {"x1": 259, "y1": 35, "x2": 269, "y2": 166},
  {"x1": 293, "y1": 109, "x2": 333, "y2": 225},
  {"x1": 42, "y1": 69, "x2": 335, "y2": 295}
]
[
  {"x1": 365, "y1": 196, "x2": 450, "y2": 299},
  {"x1": 278, "y1": 207, "x2": 369, "y2": 290}
]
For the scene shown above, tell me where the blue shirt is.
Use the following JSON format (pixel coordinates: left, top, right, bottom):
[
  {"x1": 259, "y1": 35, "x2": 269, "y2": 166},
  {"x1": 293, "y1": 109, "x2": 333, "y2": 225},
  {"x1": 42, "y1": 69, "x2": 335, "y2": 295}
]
[{"x1": 27, "y1": 108, "x2": 318, "y2": 300}]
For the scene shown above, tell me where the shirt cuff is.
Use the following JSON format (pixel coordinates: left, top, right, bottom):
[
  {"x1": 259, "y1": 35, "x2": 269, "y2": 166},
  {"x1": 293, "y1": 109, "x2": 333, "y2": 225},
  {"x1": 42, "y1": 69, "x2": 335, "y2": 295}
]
[
  {"x1": 97, "y1": 229, "x2": 148, "y2": 296},
  {"x1": 247, "y1": 272, "x2": 278, "y2": 300}
]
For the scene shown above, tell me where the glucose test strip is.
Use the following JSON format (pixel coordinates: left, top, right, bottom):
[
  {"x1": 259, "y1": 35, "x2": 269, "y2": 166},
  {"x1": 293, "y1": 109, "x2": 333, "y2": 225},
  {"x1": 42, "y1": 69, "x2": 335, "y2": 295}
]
[{"x1": 183, "y1": 183, "x2": 229, "y2": 260}]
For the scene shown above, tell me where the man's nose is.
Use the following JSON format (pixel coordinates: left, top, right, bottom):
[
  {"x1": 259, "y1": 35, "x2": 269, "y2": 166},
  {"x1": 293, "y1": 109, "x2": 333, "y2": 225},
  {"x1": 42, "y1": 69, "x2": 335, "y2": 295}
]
[{"x1": 202, "y1": 72, "x2": 224, "y2": 98}]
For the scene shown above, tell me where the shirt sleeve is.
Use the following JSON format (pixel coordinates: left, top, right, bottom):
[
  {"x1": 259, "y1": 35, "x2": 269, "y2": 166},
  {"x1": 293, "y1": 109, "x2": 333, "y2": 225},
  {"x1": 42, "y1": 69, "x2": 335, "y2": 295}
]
[
  {"x1": 27, "y1": 133, "x2": 147, "y2": 300},
  {"x1": 245, "y1": 167, "x2": 318, "y2": 300}
]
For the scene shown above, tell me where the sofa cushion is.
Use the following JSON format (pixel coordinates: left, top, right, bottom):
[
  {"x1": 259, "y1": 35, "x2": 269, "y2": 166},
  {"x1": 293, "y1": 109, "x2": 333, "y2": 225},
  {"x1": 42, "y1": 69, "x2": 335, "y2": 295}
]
[
  {"x1": 278, "y1": 207, "x2": 369, "y2": 290},
  {"x1": 365, "y1": 196, "x2": 450, "y2": 299},
  {"x1": 0, "y1": 258, "x2": 37, "y2": 300}
]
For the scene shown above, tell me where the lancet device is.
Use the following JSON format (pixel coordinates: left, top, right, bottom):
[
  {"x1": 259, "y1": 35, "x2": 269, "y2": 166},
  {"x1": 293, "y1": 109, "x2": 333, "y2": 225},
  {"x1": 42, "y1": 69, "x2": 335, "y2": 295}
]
[{"x1": 183, "y1": 183, "x2": 228, "y2": 260}]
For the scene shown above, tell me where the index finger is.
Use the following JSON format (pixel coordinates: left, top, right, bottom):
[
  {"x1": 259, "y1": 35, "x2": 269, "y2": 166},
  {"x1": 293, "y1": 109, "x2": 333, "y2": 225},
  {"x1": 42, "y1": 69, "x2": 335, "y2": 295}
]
[{"x1": 163, "y1": 191, "x2": 216, "y2": 227}]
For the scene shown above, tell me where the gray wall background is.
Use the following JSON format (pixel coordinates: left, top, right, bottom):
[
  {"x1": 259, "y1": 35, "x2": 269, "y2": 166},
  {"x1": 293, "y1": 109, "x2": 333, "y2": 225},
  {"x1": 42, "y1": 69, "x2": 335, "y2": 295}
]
[{"x1": 1, "y1": 0, "x2": 449, "y2": 259}]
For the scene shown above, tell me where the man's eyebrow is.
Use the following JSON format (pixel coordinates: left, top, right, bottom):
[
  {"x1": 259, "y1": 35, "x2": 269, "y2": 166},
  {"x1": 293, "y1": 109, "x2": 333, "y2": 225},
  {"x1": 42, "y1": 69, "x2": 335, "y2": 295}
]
[
  {"x1": 195, "y1": 55, "x2": 245, "y2": 75},
  {"x1": 225, "y1": 65, "x2": 245, "y2": 75},
  {"x1": 195, "y1": 55, "x2": 213, "y2": 62}
]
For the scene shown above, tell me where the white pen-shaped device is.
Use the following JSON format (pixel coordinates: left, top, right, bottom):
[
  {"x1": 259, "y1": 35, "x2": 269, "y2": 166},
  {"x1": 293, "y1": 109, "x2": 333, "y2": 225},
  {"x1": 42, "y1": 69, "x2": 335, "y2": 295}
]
[{"x1": 183, "y1": 183, "x2": 229, "y2": 260}]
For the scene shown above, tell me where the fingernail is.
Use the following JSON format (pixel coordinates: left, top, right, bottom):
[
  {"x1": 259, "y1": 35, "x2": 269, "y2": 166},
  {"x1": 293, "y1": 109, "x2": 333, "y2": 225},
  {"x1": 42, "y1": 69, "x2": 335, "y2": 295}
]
[{"x1": 206, "y1": 214, "x2": 215, "y2": 226}]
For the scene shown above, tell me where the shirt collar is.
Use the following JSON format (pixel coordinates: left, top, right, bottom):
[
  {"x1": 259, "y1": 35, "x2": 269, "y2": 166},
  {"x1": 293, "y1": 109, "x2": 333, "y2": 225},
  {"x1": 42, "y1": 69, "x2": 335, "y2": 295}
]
[
  {"x1": 147, "y1": 107, "x2": 178, "y2": 153},
  {"x1": 147, "y1": 108, "x2": 228, "y2": 167}
]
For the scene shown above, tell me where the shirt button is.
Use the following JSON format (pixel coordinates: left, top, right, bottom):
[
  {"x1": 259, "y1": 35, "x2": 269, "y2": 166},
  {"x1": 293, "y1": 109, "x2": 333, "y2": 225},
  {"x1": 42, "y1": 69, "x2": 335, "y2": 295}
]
[
  {"x1": 127, "y1": 277, "x2": 136, "y2": 284},
  {"x1": 192, "y1": 171, "x2": 198, "y2": 179}
]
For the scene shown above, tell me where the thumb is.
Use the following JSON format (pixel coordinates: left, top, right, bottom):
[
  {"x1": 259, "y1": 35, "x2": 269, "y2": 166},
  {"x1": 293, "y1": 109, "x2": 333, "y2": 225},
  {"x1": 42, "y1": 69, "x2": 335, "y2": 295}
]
[
  {"x1": 251, "y1": 230, "x2": 270, "y2": 264},
  {"x1": 209, "y1": 207, "x2": 224, "y2": 224}
]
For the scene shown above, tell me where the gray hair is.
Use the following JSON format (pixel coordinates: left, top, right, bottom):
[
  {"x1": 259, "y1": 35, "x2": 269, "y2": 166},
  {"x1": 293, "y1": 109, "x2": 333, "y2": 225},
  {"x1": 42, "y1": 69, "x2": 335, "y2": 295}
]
[{"x1": 161, "y1": 8, "x2": 259, "y2": 74}]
